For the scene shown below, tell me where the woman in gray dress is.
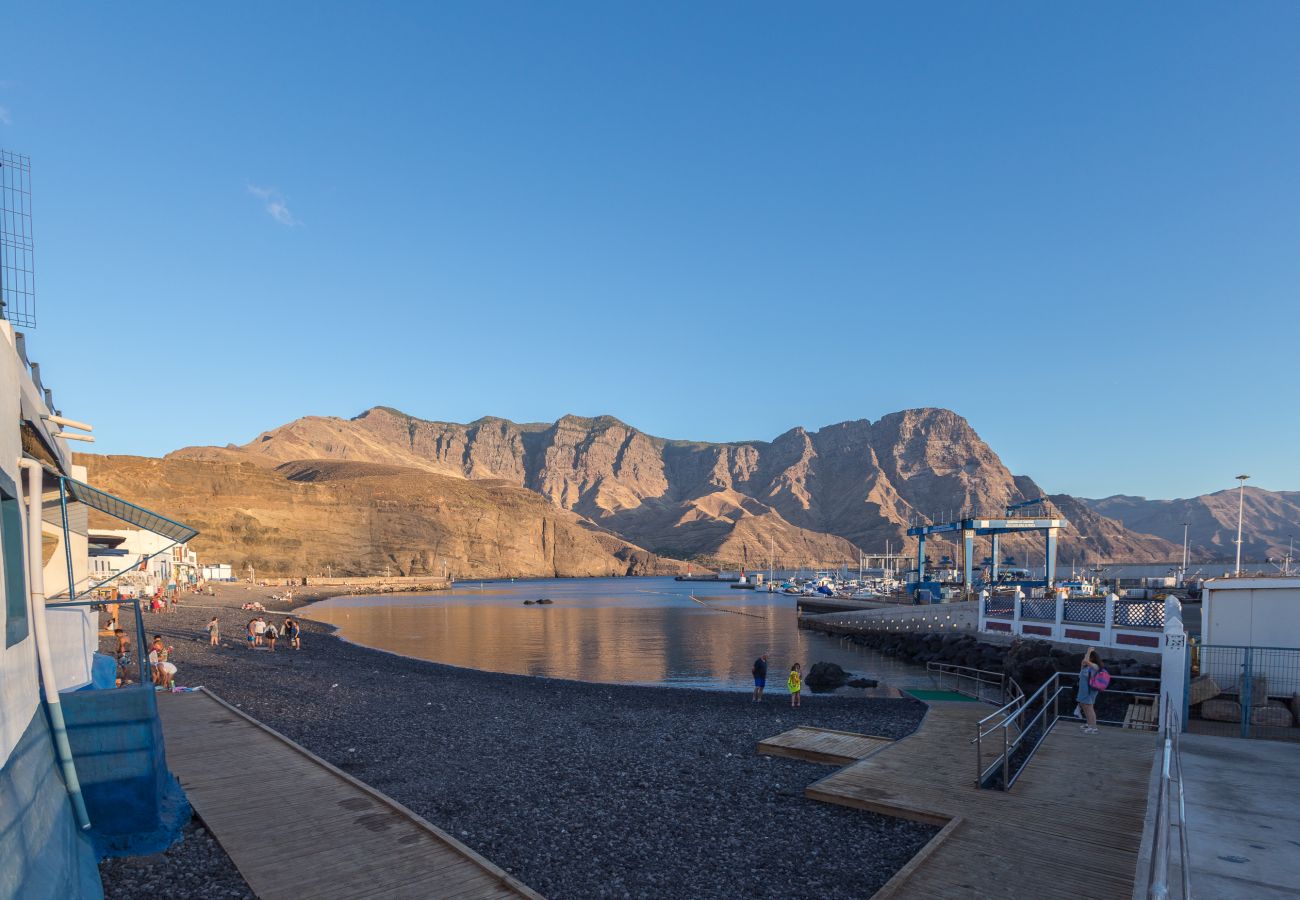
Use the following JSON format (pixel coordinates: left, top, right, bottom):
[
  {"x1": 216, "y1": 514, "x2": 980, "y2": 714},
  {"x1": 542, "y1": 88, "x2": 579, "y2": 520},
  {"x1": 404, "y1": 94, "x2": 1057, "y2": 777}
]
[{"x1": 1077, "y1": 647, "x2": 1102, "y2": 734}]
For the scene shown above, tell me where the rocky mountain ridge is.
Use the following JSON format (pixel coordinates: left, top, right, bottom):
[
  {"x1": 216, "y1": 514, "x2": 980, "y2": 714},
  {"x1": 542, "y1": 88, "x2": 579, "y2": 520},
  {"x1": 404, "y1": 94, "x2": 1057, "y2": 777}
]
[
  {"x1": 79, "y1": 452, "x2": 694, "y2": 579},
  {"x1": 1082, "y1": 488, "x2": 1299, "y2": 563},
  {"x1": 146, "y1": 406, "x2": 1194, "y2": 572}
]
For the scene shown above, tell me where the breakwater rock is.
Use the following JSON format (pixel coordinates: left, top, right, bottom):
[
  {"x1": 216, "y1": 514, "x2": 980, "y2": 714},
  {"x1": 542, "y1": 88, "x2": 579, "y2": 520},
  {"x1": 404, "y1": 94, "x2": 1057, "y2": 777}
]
[
  {"x1": 805, "y1": 662, "x2": 851, "y2": 692},
  {"x1": 812, "y1": 627, "x2": 1159, "y2": 697}
]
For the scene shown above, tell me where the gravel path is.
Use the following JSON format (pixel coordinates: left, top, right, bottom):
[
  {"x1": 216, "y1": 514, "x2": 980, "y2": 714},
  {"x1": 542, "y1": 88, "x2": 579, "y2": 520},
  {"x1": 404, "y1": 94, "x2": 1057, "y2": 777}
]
[
  {"x1": 101, "y1": 585, "x2": 935, "y2": 899},
  {"x1": 99, "y1": 816, "x2": 254, "y2": 900}
]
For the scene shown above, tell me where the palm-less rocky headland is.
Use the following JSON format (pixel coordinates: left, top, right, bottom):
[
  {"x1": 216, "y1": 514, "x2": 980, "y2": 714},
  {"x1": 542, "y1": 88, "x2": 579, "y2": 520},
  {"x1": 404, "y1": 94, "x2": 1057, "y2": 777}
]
[{"x1": 102, "y1": 584, "x2": 933, "y2": 899}]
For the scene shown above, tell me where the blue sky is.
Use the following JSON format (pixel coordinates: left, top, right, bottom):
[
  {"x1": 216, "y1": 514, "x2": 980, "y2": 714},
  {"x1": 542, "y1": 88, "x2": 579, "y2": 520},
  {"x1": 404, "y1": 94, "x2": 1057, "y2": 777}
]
[{"x1": 3, "y1": 3, "x2": 1297, "y2": 500}]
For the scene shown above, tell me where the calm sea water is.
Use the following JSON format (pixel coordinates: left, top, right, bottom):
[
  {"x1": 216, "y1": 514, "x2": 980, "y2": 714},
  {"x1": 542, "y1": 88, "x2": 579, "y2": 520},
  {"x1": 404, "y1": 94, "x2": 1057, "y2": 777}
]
[{"x1": 301, "y1": 576, "x2": 932, "y2": 695}]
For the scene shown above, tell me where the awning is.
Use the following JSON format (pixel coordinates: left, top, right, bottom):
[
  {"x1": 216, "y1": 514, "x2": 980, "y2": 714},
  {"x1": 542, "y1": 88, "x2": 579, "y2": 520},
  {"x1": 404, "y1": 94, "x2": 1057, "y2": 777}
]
[
  {"x1": 61, "y1": 477, "x2": 197, "y2": 544},
  {"x1": 50, "y1": 476, "x2": 200, "y2": 601}
]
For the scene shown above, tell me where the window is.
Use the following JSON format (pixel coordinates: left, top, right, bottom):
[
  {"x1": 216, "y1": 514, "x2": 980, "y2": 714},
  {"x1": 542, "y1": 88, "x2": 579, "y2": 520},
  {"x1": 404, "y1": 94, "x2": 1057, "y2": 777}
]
[{"x1": 2, "y1": 477, "x2": 28, "y2": 648}]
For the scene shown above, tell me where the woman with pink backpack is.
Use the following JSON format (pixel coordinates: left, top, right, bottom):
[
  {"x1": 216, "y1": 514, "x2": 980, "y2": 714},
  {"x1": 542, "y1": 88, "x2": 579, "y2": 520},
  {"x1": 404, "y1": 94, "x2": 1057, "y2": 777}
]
[{"x1": 1077, "y1": 647, "x2": 1109, "y2": 734}]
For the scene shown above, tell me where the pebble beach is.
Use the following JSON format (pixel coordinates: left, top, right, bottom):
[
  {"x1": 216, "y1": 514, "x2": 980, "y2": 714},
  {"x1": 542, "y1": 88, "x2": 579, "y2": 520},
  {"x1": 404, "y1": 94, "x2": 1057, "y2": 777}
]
[{"x1": 100, "y1": 584, "x2": 936, "y2": 899}]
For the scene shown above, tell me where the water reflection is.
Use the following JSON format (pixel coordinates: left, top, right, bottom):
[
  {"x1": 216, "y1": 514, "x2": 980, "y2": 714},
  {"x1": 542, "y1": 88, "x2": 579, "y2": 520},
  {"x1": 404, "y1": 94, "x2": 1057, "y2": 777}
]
[{"x1": 303, "y1": 577, "x2": 932, "y2": 695}]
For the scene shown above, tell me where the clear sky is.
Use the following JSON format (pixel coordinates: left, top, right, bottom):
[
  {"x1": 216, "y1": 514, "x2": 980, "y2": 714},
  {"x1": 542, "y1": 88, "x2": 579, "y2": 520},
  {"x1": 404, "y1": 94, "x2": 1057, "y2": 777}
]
[{"x1": 3, "y1": 3, "x2": 1297, "y2": 500}]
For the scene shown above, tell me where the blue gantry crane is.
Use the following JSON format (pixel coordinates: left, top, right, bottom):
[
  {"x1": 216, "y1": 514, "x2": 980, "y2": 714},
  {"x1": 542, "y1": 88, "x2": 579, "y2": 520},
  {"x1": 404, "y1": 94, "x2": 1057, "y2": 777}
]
[{"x1": 906, "y1": 498, "x2": 1067, "y2": 596}]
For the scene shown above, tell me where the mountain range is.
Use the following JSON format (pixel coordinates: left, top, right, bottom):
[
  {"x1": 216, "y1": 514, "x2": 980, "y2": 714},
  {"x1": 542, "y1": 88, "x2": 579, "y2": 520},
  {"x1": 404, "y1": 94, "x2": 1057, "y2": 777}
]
[{"x1": 78, "y1": 407, "x2": 1295, "y2": 579}]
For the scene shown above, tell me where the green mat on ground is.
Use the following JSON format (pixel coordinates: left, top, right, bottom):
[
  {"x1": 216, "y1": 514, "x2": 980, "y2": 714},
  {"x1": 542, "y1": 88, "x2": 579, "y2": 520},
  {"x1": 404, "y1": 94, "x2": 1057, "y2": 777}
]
[{"x1": 905, "y1": 689, "x2": 979, "y2": 702}]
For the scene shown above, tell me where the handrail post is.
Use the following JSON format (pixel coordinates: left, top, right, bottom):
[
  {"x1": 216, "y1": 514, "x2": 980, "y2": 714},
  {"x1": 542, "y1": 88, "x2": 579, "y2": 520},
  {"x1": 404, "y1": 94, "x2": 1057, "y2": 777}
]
[
  {"x1": 1241, "y1": 647, "x2": 1253, "y2": 739},
  {"x1": 1002, "y1": 726, "x2": 1009, "y2": 788}
]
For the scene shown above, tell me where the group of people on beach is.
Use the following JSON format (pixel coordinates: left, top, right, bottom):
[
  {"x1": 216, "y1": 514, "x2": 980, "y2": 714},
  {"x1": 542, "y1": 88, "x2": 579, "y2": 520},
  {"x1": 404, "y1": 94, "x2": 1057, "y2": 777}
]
[
  {"x1": 751, "y1": 654, "x2": 803, "y2": 708},
  {"x1": 113, "y1": 627, "x2": 179, "y2": 690},
  {"x1": 224, "y1": 615, "x2": 301, "y2": 651}
]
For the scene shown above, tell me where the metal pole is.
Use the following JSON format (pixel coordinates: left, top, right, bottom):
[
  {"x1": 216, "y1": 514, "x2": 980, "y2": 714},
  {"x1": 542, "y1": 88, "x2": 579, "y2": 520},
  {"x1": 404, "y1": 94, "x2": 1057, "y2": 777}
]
[
  {"x1": 1234, "y1": 474, "x2": 1249, "y2": 575},
  {"x1": 1180, "y1": 523, "x2": 1188, "y2": 584},
  {"x1": 1002, "y1": 727, "x2": 1009, "y2": 789},
  {"x1": 133, "y1": 596, "x2": 150, "y2": 685},
  {"x1": 59, "y1": 479, "x2": 76, "y2": 601}
]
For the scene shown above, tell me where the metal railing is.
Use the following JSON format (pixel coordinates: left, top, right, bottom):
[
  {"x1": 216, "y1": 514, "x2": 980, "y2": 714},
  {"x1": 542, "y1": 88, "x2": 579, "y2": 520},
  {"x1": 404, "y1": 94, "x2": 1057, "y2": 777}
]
[
  {"x1": 975, "y1": 671, "x2": 1161, "y2": 789},
  {"x1": 1149, "y1": 696, "x2": 1191, "y2": 900},
  {"x1": 1192, "y1": 644, "x2": 1300, "y2": 740},
  {"x1": 926, "y1": 661, "x2": 1022, "y2": 706}
]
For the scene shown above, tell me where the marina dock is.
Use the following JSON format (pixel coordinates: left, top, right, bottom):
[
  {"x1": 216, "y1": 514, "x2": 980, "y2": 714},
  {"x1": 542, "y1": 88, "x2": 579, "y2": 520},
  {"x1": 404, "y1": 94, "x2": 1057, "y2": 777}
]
[
  {"x1": 158, "y1": 689, "x2": 541, "y2": 900},
  {"x1": 761, "y1": 702, "x2": 1154, "y2": 899}
]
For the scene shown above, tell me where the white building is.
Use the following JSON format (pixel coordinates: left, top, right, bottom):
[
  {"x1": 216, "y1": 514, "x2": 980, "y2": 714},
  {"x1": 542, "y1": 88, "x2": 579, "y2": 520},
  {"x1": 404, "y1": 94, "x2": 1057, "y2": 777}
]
[
  {"x1": 202, "y1": 563, "x2": 233, "y2": 582},
  {"x1": 1201, "y1": 577, "x2": 1300, "y2": 649},
  {"x1": 88, "y1": 528, "x2": 200, "y2": 593}
]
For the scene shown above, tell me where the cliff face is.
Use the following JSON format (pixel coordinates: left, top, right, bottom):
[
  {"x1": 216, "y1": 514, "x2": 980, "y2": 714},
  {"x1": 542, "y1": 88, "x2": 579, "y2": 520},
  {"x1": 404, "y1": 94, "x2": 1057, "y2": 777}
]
[
  {"x1": 1083, "y1": 488, "x2": 1300, "y2": 561},
  {"x1": 79, "y1": 452, "x2": 692, "y2": 579},
  {"x1": 157, "y1": 406, "x2": 1182, "y2": 567}
]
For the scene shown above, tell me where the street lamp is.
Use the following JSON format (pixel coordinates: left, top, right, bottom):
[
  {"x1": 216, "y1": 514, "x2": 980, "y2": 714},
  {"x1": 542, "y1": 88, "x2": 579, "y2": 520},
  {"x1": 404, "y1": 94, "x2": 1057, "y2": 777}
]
[
  {"x1": 1179, "y1": 522, "x2": 1189, "y2": 584},
  {"x1": 1234, "y1": 474, "x2": 1250, "y2": 576}
]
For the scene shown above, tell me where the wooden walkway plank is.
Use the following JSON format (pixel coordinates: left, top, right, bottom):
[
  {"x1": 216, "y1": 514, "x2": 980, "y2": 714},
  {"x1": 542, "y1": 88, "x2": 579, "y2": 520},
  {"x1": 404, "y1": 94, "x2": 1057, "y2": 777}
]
[
  {"x1": 762, "y1": 701, "x2": 1156, "y2": 900},
  {"x1": 756, "y1": 726, "x2": 894, "y2": 765},
  {"x1": 158, "y1": 689, "x2": 542, "y2": 900}
]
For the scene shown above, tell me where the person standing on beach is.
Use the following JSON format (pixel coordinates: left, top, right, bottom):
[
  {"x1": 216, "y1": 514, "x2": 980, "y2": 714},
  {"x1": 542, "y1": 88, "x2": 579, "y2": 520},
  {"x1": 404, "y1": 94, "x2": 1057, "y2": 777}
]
[
  {"x1": 265, "y1": 621, "x2": 279, "y2": 652},
  {"x1": 253, "y1": 616, "x2": 267, "y2": 647},
  {"x1": 752, "y1": 654, "x2": 768, "y2": 702},
  {"x1": 285, "y1": 617, "x2": 301, "y2": 650},
  {"x1": 246, "y1": 618, "x2": 257, "y2": 649},
  {"x1": 788, "y1": 662, "x2": 802, "y2": 708},
  {"x1": 207, "y1": 616, "x2": 220, "y2": 646}
]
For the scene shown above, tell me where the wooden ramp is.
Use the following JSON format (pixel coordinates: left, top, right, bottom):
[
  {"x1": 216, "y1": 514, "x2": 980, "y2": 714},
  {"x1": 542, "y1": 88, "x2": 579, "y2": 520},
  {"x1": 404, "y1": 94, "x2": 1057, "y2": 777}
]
[
  {"x1": 790, "y1": 703, "x2": 1155, "y2": 899},
  {"x1": 757, "y1": 726, "x2": 893, "y2": 765},
  {"x1": 158, "y1": 689, "x2": 541, "y2": 900}
]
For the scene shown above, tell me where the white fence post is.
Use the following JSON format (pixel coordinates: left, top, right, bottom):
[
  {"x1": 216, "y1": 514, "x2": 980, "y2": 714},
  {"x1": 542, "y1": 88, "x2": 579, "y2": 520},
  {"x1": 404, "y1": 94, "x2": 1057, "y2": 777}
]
[
  {"x1": 1013, "y1": 587, "x2": 1024, "y2": 636},
  {"x1": 1053, "y1": 588, "x2": 1066, "y2": 641},
  {"x1": 978, "y1": 589, "x2": 989, "y2": 632},
  {"x1": 1160, "y1": 596, "x2": 1187, "y2": 732},
  {"x1": 1104, "y1": 592, "x2": 1117, "y2": 648}
]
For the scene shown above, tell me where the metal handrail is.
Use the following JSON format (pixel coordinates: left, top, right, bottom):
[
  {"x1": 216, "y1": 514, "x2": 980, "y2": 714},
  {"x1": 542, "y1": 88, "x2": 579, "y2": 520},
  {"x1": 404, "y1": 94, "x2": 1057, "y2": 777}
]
[
  {"x1": 926, "y1": 661, "x2": 1023, "y2": 706},
  {"x1": 1149, "y1": 696, "x2": 1191, "y2": 900},
  {"x1": 975, "y1": 671, "x2": 1162, "y2": 789}
]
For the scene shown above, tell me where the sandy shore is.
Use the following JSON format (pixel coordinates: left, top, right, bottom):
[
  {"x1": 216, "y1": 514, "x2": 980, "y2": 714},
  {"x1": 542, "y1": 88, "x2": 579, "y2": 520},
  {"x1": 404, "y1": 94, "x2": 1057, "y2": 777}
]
[{"x1": 102, "y1": 583, "x2": 935, "y2": 899}]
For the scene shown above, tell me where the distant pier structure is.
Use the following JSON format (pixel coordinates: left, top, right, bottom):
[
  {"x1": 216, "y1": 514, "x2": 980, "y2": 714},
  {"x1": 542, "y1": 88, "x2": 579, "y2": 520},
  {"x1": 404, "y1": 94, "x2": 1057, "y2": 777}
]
[{"x1": 907, "y1": 498, "x2": 1067, "y2": 593}]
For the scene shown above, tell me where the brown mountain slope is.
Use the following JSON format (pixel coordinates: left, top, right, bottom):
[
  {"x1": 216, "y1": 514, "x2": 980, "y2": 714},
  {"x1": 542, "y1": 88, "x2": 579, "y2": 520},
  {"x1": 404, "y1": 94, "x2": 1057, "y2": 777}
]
[
  {"x1": 1082, "y1": 487, "x2": 1300, "y2": 561},
  {"x1": 165, "y1": 406, "x2": 1180, "y2": 565},
  {"x1": 79, "y1": 452, "x2": 692, "y2": 579}
]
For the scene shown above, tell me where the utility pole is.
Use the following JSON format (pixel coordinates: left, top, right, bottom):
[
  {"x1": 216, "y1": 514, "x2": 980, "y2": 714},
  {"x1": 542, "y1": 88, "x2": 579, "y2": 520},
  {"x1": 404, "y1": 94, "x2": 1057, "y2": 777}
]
[{"x1": 1234, "y1": 475, "x2": 1250, "y2": 576}]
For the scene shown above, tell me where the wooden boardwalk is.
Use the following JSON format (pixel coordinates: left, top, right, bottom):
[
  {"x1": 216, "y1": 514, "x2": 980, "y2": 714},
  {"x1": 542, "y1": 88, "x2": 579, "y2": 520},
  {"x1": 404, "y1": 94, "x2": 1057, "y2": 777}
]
[
  {"x1": 793, "y1": 703, "x2": 1156, "y2": 899},
  {"x1": 158, "y1": 689, "x2": 541, "y2": 900},
  {"x1": 757, "y1": 726, "x2": 893, "y2": 765}
]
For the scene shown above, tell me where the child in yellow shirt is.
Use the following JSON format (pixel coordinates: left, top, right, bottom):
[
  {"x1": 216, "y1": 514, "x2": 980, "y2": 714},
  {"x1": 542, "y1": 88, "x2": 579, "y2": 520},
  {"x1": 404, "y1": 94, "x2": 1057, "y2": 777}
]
[{"x1": 788, "y1": 662, "x2": 802, "y2": 708}]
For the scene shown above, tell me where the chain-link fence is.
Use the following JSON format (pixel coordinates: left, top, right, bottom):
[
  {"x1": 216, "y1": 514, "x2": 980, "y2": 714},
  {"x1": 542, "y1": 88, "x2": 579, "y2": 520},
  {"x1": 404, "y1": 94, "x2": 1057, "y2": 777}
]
[{"x1": 1188, "y1": 644, "x2": 1300, "y2": 742}]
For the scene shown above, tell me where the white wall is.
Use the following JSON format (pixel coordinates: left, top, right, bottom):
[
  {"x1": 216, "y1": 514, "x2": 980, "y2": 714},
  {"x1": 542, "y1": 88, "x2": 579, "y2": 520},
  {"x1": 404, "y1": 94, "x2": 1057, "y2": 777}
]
[
  {"x1": 1203, "y1": 578, "x2": 1300, "y2": 649},
  {"x1": 0, "y1": 323, "x2": 39, "y2": 766}
]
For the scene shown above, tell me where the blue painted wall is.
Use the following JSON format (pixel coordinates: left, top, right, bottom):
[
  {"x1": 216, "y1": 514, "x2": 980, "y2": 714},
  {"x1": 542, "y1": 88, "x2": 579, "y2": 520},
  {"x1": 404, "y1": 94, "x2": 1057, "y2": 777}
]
[{"x1": 0, "y1": 707, "x2": 103, "y2": 899}]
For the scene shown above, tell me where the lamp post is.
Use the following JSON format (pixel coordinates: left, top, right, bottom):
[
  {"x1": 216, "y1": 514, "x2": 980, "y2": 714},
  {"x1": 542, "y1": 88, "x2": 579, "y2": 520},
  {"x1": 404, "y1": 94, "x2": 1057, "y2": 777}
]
[
  {"x1": 1179, "y1": 522, "x2": 1189, "y2": 584},
  {"x1": 1234, "y1": 474, "x2": 1250, "y2": 576}
]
